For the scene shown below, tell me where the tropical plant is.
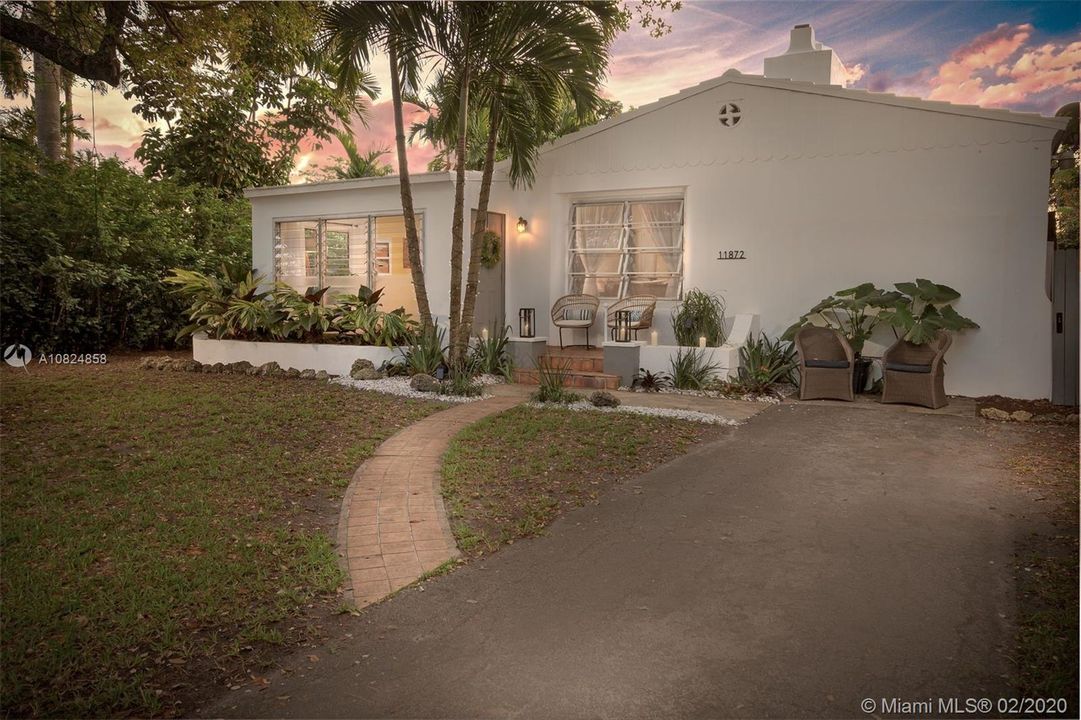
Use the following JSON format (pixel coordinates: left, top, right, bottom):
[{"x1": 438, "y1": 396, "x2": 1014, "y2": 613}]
[
  {"x1": 332, "y1": 287, "x2": 417, "y2": 347},
  {"x1": 877, "y1": 279, "x2": 979, "y2": 345},
  {"x1": 782, "y1": 283, "x2": 903, "y2": 355},
  {"x1": 311, "y1": 130, "x2": 394, "y2": 180},
  {"x1": 438, "y1": 366, "x2": 484, "y2": 397},
  {"x1": 401, "y1": 325, "x2": 448, "y2": 376},
  {"x1": 732, "y1": 334, "x2": 797, "y2": 394},
  {"x1": 165, "y1": 267, "x2": 272, "y2": 340},
  {"x1": 672, "y1": 289, "x2": 727, "y2": 347},
  {"x1": 670, "y1": 347, "x2": 720, "y2": 390},
  {"x1": 531, "y1": 357, "x2": 580, "y2": 404},
  {"x1": 275, "y1": 285, "x2": 333, "y2": 342},
  {"x1": 632, "y1": 368, "x2": 672, "y2": 392},
  {"x1": 468, "y1": 325, "x2": 513, "y2": 379}
]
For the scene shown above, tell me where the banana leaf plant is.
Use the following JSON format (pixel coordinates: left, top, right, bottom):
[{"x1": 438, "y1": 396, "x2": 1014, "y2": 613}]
[
  {"x1": 165, "y1": 266, "x2": 273, "y2": 340},
  {"x1": 782, "y1": 283, "x2": 903, "y2": 354},
  {"x1": 878, "y1": 279, "x2": 979, "y2": 345}
]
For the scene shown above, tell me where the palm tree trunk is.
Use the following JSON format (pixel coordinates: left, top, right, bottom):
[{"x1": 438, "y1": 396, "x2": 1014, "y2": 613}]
[
  {"x1": 448, "y1": 61, "x2": 470, "y2": 365},
  {"x1": 32, "y1": 52, "x2": 62, "y2": 162},
  {"x1": 62, "y1": 71, "x2": 73, "y2": 161},
  {"x1": 389, "y1": 47, "x2": 432, "y2": 330},
  {"x1": 458, "y1": 102, "x2": 500, "y2": 356}
]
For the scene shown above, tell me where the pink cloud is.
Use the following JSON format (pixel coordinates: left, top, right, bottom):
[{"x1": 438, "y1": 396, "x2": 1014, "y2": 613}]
[{"x1": 925, "y1": 23, "x2": 1081, "y2": 112}]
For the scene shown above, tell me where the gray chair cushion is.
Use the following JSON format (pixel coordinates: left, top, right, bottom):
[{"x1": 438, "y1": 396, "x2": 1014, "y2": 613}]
[
  {"x1": 556, "y1": 319, "x2": 593, "y2": 328},
  {"x1": 804, "y1": 358, "x2": 850, "y2": 369},
  {"x1": 885, "y1": 361, "x2": 932, "y2": 374}
]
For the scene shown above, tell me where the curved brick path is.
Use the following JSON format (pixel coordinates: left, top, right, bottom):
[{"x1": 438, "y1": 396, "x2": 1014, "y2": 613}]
[{"x1": 337, "y1": 395, "x2": 524, "y2": 608}]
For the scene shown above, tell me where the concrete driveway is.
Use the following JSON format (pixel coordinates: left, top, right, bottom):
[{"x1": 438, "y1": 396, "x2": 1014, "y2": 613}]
[{"x1": 203, "y1": 403, "x2": 1029, "y2": 719}]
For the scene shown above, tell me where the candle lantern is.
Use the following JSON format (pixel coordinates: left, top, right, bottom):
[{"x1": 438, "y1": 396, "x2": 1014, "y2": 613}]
[
  {"x1": 518, "y1": 308, "x2": 535, "y2": 338},
  {"x1": 614, "y1": 310, "x2": 633, "y2": 343}
]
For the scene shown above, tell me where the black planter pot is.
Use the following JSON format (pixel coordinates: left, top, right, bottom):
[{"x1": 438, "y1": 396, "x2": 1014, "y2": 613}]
[{"x1": 853, "y1": 356, "x2": 872, "y2": 394}]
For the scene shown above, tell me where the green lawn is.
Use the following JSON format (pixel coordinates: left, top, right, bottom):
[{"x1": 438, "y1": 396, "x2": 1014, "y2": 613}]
[
  {"x1": 441, "y1": 405, "x2": 724, "y2": 555},
  {"x1": 0, "y1": 358, "x2": 444, "y2": 717}
]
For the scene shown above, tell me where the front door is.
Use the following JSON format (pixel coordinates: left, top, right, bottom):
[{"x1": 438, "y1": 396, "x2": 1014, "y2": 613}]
[{"x1": 472, "y1": 211, "x2": 506, "y2": 336}]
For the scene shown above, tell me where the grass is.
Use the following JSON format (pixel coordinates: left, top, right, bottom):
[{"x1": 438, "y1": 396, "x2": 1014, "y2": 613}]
[
  {"x1": 441, "y1": 405, "x2": 723, "y2": 555},
  {"x1": 0, "y1": 357, "x2": 444, "y2": 717},
  {"x1": 1002, "y1": 421, "x2": 1079, "y2": 707}
]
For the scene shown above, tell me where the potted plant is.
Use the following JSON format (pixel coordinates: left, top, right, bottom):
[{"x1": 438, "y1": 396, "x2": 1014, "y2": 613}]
[
  {"x1": 783, "y1": 283, "x2": 901, "y2": 393},
  {"x1": 672, "y1": 289, "x2": 727, "y2": 347},
  {"x1": 877, "y1": 279, "x2": 979, "y2": 343}
]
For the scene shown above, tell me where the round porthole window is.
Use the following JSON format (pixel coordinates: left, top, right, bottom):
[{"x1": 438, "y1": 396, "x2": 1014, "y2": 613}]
[{"x1": 719, "y1": 103, "x2": 742, "y2": 127}]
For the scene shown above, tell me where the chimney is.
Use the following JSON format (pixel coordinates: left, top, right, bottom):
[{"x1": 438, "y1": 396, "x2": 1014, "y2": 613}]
[{"x1": 763, "y1": 24, "x2": 849, "y2": 85}]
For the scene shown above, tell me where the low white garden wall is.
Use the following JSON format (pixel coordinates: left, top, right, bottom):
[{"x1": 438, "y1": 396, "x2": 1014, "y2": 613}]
[
  {"x1": 193, "y1": 335, "x2": 400, "y2": 376},
  {"x1": 638, "y1": 344, "x2": 741, "y2": 380}
]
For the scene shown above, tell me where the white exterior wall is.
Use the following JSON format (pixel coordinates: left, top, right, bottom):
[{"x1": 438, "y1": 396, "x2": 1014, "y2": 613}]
[{"x1": 489, "y1": 78, "x2": 1060, "y2": 399}]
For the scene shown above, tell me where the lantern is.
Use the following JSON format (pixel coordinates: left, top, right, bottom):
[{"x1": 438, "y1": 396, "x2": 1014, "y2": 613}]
[
  {"x1": 615, "y1": 310, "x2": 633, "y2": 343},
  {"x1": 518, "y1": 308, "x2": 535, "y2": 338}
]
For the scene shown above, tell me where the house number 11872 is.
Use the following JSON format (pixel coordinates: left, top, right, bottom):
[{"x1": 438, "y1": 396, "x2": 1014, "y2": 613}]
[{"x1": 717, "y1": 250, "x2": 746, "y2": 260}]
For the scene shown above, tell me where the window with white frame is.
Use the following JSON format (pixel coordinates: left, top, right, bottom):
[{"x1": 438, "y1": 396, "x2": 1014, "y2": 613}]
[
  {"x1": 568, "y1": 199, "x2": 684, "y2": 299},
  {"x1": 273, "y1": 214, "x2": 423, "y2": 315}
]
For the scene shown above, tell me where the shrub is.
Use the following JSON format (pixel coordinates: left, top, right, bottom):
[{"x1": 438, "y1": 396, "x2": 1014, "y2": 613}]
[
  {"x1": 632, "y1": 368, "x2": 672, "y2": 392},
  {"x1": 672, "y1": 289, "x2": 726, "y2": 347},
  {"x1": 438, "y1": 367, "x2": 484, "y2": 397},
  {"x1": 0, "y1": 143, "x2": 251, "y2": 352},
  {"x1": 589, "y1": 390, "x2": 620, "y2": 407},
  {"x1": 403, "y1": 326, "x2": 448, "y2": 376},
  {"x1": 878, "y1": 279, "x2": 979, "y2": 345},
  {"x1": 670, "y1": 347, "x2": 720, "y2": 390},
  {"x1": 732, "y1": 334, "x2": 797, "y2": 394},
  {"x1": 531, "y1": 358, "x2": 581, "y2": 404},
  {"x1": 469, "y1": 325, "x2": 513, "y2": 379}
]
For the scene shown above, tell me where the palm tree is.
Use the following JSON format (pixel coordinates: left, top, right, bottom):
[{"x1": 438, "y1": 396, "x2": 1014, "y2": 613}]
[
  {"x1": 319, "y1": 2, "x2": 436, "y2": 329},
  {"x1": 325, "y1": 130, "x2": 393, "y2": 179}
]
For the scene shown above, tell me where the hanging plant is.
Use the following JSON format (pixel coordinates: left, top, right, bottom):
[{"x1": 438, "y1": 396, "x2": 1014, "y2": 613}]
[{"x1": 479, "y1": 230, "x2": 502, "y2": 269}]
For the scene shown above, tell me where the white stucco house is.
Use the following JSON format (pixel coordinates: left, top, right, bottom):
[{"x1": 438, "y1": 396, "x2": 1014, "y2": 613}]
[{"x1": 244, "y1": 25, "x2": 1067, "y2": 399}]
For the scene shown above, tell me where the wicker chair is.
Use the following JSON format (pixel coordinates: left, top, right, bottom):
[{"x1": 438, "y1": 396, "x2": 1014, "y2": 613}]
[
  {"x1": 606, "y1": 296, "x2": 657, "y2": 341},
  {"x1": 795, "y1": 326, "x2": 855, "y2": 401},
  {"x1": 551, "y1": 294, "x2": 600, "y2": 349},
  {"x1": 880, "y1": 331, "x2": 953, "y2": 409}
]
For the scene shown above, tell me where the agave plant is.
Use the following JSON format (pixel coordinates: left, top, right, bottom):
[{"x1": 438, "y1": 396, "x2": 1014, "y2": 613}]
[
  {"x1": 531, "y1": 357, "x2": 579, "y2": 404},
  {"x1": 401, "y1": 325, "x2": 448, "y2": 376},
  {"x1": 670, "y1": 347, "x2": 720, "y2": 390},
  {"x1": 782, "y1": 283, "x2": 903, "y2": 355},
  {"x1": 735, "y1": 334, "x2": 797, "y2": 394},
  {"x1": 468, "y1": 325, "x2": 513, "y2": 380},
  {"x1": 878, "y1": 279, "x2": 979, "y2": 345}
]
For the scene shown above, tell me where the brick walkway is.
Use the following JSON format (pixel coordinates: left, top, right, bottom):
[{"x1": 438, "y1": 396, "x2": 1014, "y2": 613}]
[{"x1": 338, "y1": 395, "x2": 524, "y2": 608}]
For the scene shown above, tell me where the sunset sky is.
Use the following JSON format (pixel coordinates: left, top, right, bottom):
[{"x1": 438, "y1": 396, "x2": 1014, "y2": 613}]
[{"x1": 52, "y1": 0, "x2": 1081, "y2": 180}]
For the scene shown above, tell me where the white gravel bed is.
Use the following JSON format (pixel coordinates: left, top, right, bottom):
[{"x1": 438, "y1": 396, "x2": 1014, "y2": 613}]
[
  {"x1": 527, "y1": 400, "x2": 740, "y2": 426},
  {"x1": 331, "y1": 376, "x2": 493, "y2": 403}
]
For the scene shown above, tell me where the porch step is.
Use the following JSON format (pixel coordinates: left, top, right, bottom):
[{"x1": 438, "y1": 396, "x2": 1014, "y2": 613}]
[
  {"x1": 539, "y1": 346, "x2": 605, "y2": 372},
  {"x1": 513, "y1": 367, "x2": 620, "y2": 391}
]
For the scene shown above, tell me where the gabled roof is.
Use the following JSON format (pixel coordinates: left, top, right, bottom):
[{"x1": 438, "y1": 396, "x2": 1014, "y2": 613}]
[{"x1": 541, "y1": 69, "x2": 1068, "y2": 156}]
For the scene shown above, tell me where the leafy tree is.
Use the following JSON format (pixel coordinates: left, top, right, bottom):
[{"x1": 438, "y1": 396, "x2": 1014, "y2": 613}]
[
  {"x1": 0, "y1": 138, "x2": 250, "y2": 352},
  {"x1": 1, "y1": 2, "x2": 370, "y2": 192}
]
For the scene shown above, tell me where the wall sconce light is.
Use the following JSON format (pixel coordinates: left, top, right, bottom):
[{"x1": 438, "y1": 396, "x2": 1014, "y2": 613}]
[{"x1": 516, "y1": 216, "x2": 528, "y2": 233}]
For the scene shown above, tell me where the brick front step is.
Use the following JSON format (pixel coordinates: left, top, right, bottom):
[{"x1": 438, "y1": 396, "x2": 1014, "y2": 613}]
[
  {"x1": 513, "y1": 368, "x2": 620, "y2": 390},
  {"x1": 537, "y1": 353, "x2": 604, "y2": 373}
]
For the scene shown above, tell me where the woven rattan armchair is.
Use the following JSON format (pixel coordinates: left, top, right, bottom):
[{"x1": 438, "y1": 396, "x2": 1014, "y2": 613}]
[
  {"x1": 880, "y1": 331, "x2": 953, "y2": 409},
  {"x1": 795, "y1": 326, "x2": 855, "y2": 401},
  {"x1": 606, "y1": 296, "x2": 657, "y2": 341},
  {"x1": 551, "y1": 294, "x2": 600, "y2": 349}
]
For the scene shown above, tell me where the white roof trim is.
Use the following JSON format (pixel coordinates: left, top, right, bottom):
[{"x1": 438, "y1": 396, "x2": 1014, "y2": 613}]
[
  {"x1": 540, "y1": 69, "x2": 1068, "y2": 156},
  {"x1": 245, "y1": 170, "x2": 482, "y2": 198}
]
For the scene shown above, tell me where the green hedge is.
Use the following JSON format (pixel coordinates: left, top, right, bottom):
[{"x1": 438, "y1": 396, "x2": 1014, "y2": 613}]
[{"x1": 0, "y1": 144, "x2": 251, "y2": 352}]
